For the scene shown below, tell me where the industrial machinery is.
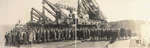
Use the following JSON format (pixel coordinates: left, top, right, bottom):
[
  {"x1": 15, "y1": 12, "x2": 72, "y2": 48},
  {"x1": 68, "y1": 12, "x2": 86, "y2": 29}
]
[{"x1": 5, "y1": 0, "x2": 132, "y2": 46}]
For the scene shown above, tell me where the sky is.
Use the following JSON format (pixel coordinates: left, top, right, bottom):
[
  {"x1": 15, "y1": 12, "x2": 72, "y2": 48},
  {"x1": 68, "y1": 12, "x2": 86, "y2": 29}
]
[{"x1": 0, "y1": 0, "x2": 150, "y2": 25}]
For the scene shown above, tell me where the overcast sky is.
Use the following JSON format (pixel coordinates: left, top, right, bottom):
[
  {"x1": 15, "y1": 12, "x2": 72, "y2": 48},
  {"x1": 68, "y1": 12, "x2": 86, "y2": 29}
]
[{"x1": 0, "y1": 0, "x2": 150, "y2": 25}]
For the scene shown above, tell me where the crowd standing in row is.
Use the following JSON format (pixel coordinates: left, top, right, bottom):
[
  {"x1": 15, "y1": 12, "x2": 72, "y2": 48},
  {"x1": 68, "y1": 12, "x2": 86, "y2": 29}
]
[{"x1": 5, "y1": 26, "x2": 132, "y2": 46}]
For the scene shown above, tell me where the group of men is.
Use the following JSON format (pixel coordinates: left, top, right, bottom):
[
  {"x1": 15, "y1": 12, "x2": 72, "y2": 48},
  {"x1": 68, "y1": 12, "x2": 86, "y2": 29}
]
[
  {"x1": 5, "y1": 25, "x2": 132, "y2": 46},
  {"x1": 32, "y1": 28, "x2": 76, "y2": 42},
  {"x1": 77, "y1": 28, "x2": 120, "y2": 41},
  {"x1": 5, "y1": 29, "x2": 29, "y2": 46},
  {"x1": 5, "y1": 27, "x2": 76, "y2": 45}
]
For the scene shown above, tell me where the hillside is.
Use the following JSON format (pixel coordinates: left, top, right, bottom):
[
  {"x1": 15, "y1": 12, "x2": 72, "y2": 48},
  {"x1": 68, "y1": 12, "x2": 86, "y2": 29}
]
[{"x1": 109, "y1": 20, "x2": 145, "y2": 34}]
